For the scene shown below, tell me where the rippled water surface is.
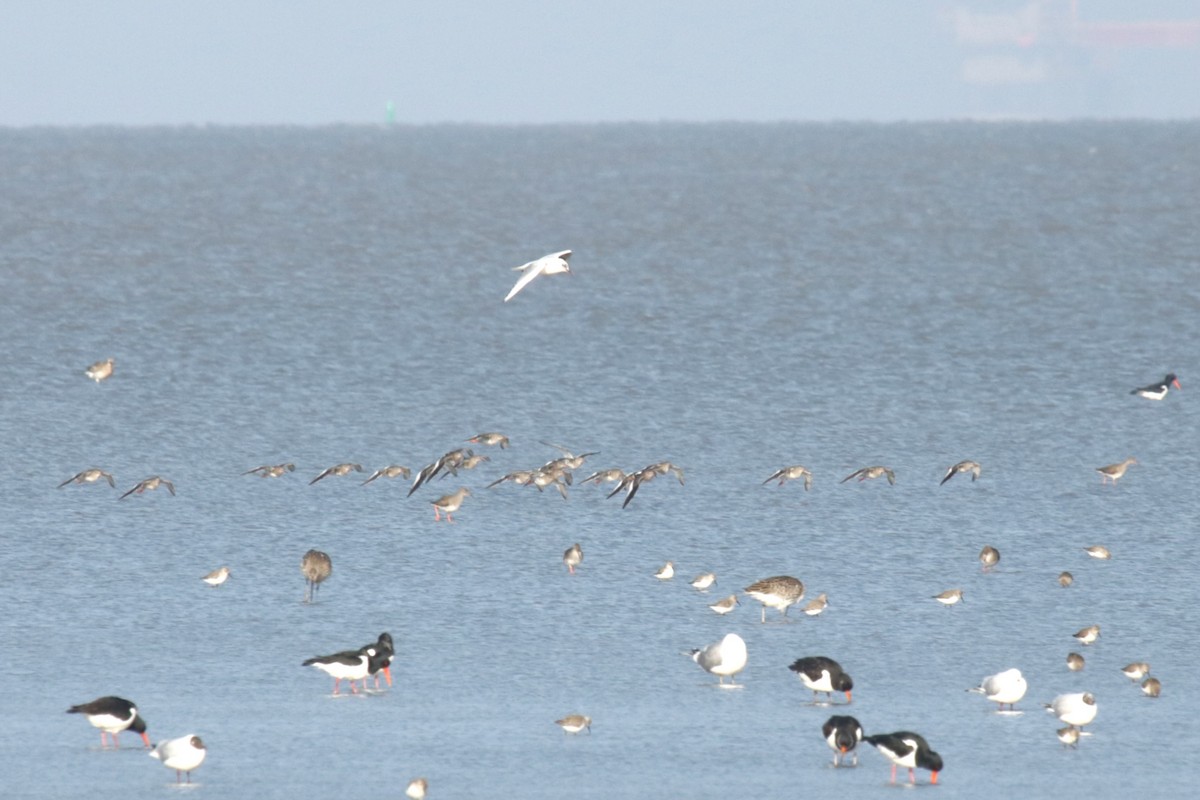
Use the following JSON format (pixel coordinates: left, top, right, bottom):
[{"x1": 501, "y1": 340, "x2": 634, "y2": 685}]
[{"x1": 1, "y1": 122, "x2": 1198, "y2": 798}]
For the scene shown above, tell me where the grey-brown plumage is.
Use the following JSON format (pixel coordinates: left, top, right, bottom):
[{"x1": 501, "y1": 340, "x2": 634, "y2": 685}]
[
  {"x1": 1096, "y1": 457, "x2": 1137, "y2": 486},
  {"x1": 1121, "y1": 662, "x2": 1150, "y2": 681},
  {"x1": 431, "y1": 487, "x2": 471, "y2": 522},
  {"x1": 708, "y1": 594, "x2": 738, "y2": 614},
  {"x1": 58, "y1": 469, "x2": 116, "y2": 489},
  {"x1": 555, "y1": 714, "x2": 592, "y2": 734},
  {"x1": 408, "y1": 448, "x2": 473, "y2": 495},
  {"x1": 1067, "y1": 652, "x2": 1085, "y2": 671},
  {"x1": 119, "y1": 476, "x2": 175, "y2": 500},
  {"x1": 932, "y1": 588, "x2": 964, "y2": 606},
  {"x1": 539, "y1": 441, "x2": 600, "y2": 472},
  {"x1": 85, "y1": 358, "x2": 115, "y2": 382},
  {"x1": 979, "y1": 546, "x2": 1000, "y2": 570},
  {"x1": 563, "y1": 543, "x2": 583, "y2": 574},
  {"x1": 840, "y1": 465, "x2": 895, "y2": 485},
  {"x1": 802, "y1": 593, "x2": 829, "y2": 617},
  {"x1": 487, "y1": 470, "x2": 535, "y2": 488},
  {"x1": 310, "y1": 463, "x2": 364, "y2": 485},
  {"x1": 467, "y1": 432, "x2": 510, "y2": 449},
  {"x1": 940, "y1": 460, "x2": 981, "y2": 485},
  {"x1": 242, "y1": 462, "x2": 295, "y2": 478},
  {"x1": 743, "y1": 576, "x2": 805, "y2": 622},
  {"x1": 362, "y1": 464, "x2": 412, "y2": 484},
  {"x1": 442, "y1": 453, "x2": 489, "y2": 475},
  {"x1": 301, "y1": 549, "x2": 332, "y2": 603},
  {"x1": 1142, "y1": 677, "x2": 1162, "y2": 697},
  {"x1": 1059, "y1": 571, "x2": 1074, "y2": 587},
  {"x1": 580, "y1": 468, "x2": 626, "y2": 486},
  {"x1": 763, "y1": 465, "x2": 812, "y2": 490}
]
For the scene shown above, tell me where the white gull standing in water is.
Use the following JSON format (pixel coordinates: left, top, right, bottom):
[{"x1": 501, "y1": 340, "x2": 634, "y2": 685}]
[
  {"x1": 688, "y1": 632, "x2": 747, "y2": 687},
  {"x1": 968, "y1": 668, "x2": 1027, "y2": 711},
  {"x1": 149, "y1": 734, "x2": 207, "y2": 784}
]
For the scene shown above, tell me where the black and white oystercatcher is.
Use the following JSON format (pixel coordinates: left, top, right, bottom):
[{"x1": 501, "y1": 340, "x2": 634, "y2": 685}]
[
  {"x1": 1131, "y1": 373, "x2": 1180, "y2": 400},
  {"x1": 822, "y1": 715, "x2": 863, "y2": 766},
  {"x1": 302, "y1": 649, "x2": 370, "y2": 695},
  {"x1": 67, "y1": 696, "x2": 151, "y2": 748},
  {"x1": 864, "y1": 731, "x2": 943, "y2": 785},
  {"x1": 789, "y1": 656, "x2": 853, "y2": 704}
]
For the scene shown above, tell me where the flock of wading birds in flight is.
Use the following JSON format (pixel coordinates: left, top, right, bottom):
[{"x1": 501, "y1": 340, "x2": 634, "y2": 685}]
[{"x1": 64, "y1": 345, "x2": 1181, "y2": 789}]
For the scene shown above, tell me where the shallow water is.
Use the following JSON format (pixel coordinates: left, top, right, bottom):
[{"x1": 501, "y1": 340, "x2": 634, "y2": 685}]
[{"x1": 1, "y1": 122, "x2": 1197, "y2": 798}]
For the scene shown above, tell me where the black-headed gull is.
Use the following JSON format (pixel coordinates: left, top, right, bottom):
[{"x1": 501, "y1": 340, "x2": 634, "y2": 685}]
[
  {"x1": 149, "y1": 734, "x2": 207, "y2": 783},
  {"x1": 504, "y1": 250, "x2": 571, "y2": 302},
  {"x1": 1045, "y1": 691, "x2": 1097, "y2": 728}
]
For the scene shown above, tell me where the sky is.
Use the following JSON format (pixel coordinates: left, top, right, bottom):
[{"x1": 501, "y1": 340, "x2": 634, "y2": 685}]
[{"x1": 2, "y1": 1, "x2": 1198, "y2": 126}]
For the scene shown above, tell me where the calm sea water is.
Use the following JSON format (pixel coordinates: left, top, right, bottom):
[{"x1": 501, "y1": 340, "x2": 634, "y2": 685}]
[{"x1": 1, "y1": 122, "x2": 1197, "y2": 799}]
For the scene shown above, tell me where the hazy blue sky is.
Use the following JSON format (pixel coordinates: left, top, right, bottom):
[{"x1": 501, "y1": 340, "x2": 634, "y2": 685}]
[{"x1": 2, "y1": 1, "x2": 1197, "y2": 125}]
